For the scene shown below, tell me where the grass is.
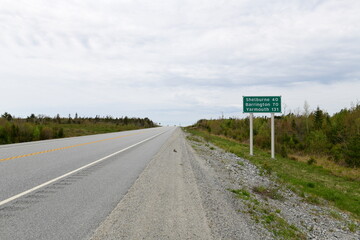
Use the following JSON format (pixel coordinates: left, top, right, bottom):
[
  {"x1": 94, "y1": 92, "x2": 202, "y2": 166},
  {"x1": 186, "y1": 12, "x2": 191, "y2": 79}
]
[
  {"x1": 60, "y1": 123, "x2": 144, "y2": 137},
  {"x1": 237, "y1": 161, "x2": 245, "y2": 166},
  {"x1": 252, "y1": 185, "x2": 285, "y2": 201},
  {"x1": 329, "y1": 211, "x2": 343, "y2": 220},
  {"x1": 186, "y1": 128, "x2": 360, "y2": 221},
  {"x1": 289, "y1": 154, "x2": 360, "y2": 181},
  {"x1": 348, "y1": 222, "x2": 358, "y2": 232},
  {"x1": 186, "y1": 135, "x2": 202, "y2": 143},
  {"x1": 228, "y1": 188, "x2": 251, "y2": 200},
  {"x1": 228, "y1": 188, "x2": 305, "y2": 239}
]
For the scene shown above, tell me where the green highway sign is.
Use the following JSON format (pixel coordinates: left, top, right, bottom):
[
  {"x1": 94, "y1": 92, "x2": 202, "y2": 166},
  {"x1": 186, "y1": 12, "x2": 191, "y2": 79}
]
[{"x1": 243, "y1": 96, "x2": 281, "y2": 113}]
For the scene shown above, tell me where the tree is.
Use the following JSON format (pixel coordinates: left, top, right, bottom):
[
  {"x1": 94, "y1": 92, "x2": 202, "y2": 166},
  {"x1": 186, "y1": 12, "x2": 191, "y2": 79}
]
[
  {"x1": 314, "y1": 106, "x2": 324, "y2": 130},
  {"x1": 344, "y1": 134, "x2": 360, "y2": 167},
  {"x1": 2, "y1": 112, "x2": 13, "y2": 121},
  {"x1": 56, "y1": 114, "x2": 61, "y2": 124},
  {"x1": 58, "y1": 128, "x2": 64, "y2": 138},
  {"x1": 303, "y1": 101, "x2": 310, "y2": 133},
  {"x1": 27, "y1": 114, "x2": 36, "y2": 123}
]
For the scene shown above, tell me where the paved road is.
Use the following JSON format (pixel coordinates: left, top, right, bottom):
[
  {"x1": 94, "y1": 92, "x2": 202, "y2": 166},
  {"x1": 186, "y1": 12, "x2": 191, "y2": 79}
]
[{"x1": 0, "y1": 127, "x2": 175, "y2": 240}]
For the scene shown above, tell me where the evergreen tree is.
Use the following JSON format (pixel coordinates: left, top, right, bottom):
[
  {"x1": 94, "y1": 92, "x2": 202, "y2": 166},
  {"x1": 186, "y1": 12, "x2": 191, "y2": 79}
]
[
  {"x1": 56, "y1": 114, "x2": 61, "y2": 124},
  {"x1": 2, "y1": 112, "x2": 13, "y2": 121},
  {"x1": 314, "y1": 107, "x2": 323, "y2": 130}
]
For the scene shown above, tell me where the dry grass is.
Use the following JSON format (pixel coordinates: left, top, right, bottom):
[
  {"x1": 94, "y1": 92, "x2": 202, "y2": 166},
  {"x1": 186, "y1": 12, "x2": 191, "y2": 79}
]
[{"x1": 289, "y1": 154, "x2": 360, "y2": 181}]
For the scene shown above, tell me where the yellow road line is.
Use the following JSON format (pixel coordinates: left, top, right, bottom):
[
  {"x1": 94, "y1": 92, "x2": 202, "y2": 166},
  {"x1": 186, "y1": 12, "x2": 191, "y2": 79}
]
[{"x1": 0, "y1": 132, "x2": 143, "y2": 162}]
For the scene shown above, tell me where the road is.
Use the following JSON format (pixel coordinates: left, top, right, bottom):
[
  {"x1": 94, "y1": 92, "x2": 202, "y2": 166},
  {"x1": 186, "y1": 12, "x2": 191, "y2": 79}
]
[{"x1": 0, "y1": 127, "x2": 175, "y2": 240}]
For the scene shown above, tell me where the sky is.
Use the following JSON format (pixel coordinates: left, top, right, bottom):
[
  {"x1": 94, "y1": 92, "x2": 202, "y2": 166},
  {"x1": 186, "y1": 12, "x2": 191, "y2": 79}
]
[{"x1": 1, "y1": 0, "x2": 359, "y2": 126}]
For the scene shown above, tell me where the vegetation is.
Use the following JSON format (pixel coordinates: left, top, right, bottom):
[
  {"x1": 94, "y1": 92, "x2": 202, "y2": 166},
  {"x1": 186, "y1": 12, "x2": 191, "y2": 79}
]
[
  {"x1": 191, "y1": 103, "x2": 360, "y2": 168},
  {"x1": 228, "y1": 188, "x2": 306, "y2": 239},
  {"x1": 185, "y1": 129, "x2": 360, "y2": 220},
  {"x1": 252, "y1": 185, "x2": 284, "y2": 201},
  {"x1": 0, "y1": 112, "x2": 158, "y2": 144}
]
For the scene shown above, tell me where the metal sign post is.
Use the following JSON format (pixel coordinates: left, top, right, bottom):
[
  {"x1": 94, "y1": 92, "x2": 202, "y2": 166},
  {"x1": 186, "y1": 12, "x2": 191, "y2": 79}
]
[
  {"x1": 243, "y1": 96, "x2": 281, "y2": 159},
  {"x1": 271, "y1": 113, "x2": 275, "y2": 159},
  {"x1": 250, "y1": 113, "x2": 253, "y2": 156}
]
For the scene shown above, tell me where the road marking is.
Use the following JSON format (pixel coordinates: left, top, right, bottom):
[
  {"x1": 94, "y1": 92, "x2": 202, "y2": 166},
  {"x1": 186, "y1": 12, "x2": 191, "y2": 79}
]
[
  {"x1": 0, "y1": 130, "x2": 166, "y2": 207},
  {"x1": 0, "y1": 132, "x2": 144, "y2": 162}
]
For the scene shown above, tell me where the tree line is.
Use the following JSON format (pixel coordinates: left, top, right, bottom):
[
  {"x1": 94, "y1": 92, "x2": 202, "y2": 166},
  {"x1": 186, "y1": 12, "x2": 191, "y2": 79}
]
[
  {"x1": 193, "y1": 103, "x2": 360, "y2": 167},
  {"x1": 0, "y1": 113, "x2": 158, "y2": 144}
]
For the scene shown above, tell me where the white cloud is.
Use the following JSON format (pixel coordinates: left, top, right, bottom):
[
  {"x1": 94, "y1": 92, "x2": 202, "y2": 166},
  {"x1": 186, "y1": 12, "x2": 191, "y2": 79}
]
[{"x1": 0, "y1": 0, "x2": 359, "y2": 125}]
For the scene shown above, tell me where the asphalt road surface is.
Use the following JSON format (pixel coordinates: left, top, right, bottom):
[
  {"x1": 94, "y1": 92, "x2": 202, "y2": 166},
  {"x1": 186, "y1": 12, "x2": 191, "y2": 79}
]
[{"x1": 0, "y1": 127, "x2": 175, "y2": 240}]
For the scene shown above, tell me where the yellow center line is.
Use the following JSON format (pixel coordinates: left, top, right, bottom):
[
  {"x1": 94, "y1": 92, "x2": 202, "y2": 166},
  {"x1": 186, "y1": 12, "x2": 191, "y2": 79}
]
[{"x1": 0, "y1": 132, "x2": 144, "y2": 162}]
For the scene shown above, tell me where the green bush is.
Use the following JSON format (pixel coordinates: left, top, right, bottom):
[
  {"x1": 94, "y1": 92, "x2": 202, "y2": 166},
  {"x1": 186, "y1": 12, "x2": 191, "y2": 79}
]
[
  {"x1": 306, "y1": 130, "x2": 329, "y2": 154},
  {"x1": 307, "y1": 157, "x2": 316, "y2": 165},
  {"x1": 344, "y1": 135, "x2": 360, "y2": 167},
  {"x1": 280, "y1": 145, "x2": 288, "y2": 158},
  {"x1": 40, "y1": 127, "x2": 53, "y2": 140}
]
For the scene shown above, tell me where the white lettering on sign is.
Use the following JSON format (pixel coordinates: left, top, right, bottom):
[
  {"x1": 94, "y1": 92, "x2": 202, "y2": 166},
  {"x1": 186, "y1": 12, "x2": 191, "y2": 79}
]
[
  {"x1": 246, "y1": 97, "x2": 270, "y2": 102},
  {"x1": 245, "y1": 103, "x2": 271, "y2": 107},
  {"x1": 246, "y1": 108, "x2": 270, "y2": 112}
]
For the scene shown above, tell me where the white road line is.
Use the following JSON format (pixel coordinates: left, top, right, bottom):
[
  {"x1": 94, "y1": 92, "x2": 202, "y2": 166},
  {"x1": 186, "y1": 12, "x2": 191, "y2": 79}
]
[{"x1": 0, "y1": 130, "x2": 167, "y2": 207}]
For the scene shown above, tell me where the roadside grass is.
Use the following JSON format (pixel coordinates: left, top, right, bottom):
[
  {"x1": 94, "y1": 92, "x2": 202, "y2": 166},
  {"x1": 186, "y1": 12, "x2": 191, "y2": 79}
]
[
  {"x1": 289, "y1": 154, "x2": 360, "y2": 181},
  {"x1": 186, "y1": 135, "x2": 202, "y2": 143},
  {"x1": 329, "y1": 210, "x2": 343, "y2": 220},
  {"x1": 185, "y1": 128, "x2": 360, "y2": 221},
  {"x1": 229, "y1": 188, "x2": 306, "y2": 239},
  {"x1": 228, "y1": 188, "x2": 251, "y2": 200},
  {"x1": 252, "y1": 185, "x2": 285, "y2": 201},
  {"x1": 61, "y1": 123, "x2": 143, "y2": 137}
]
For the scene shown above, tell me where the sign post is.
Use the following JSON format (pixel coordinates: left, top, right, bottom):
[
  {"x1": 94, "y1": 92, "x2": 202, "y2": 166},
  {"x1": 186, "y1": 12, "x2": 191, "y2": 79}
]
[
  {"x1": 243, "y1": 96, "x2": 281, "y2": 159},
  {"x1": 271, "y1": 113, "x2": 275, "y2": 159},
  {"x1": 249, "y1": 113, "x2": 253, "y2": 156}
]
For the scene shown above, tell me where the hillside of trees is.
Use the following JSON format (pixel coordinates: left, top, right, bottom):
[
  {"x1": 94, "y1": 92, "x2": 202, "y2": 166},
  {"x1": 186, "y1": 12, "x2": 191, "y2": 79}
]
[
  {"x1": 192, "y1": 103, "x2": 360, "y2": 167},
  {"x1": 0, "y1": 113, "x2": 158, "y2": 145}
]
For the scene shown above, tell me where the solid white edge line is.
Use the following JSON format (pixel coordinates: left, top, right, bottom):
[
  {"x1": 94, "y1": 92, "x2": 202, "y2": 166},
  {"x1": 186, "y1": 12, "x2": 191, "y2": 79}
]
[{"x1": 0, "y1": 130, "x2": 167, "y2": 207}]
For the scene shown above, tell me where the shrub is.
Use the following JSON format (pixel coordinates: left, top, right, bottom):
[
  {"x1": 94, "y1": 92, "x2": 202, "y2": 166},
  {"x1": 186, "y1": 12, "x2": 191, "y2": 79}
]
[
  {"x1": 40, "y1": 127, "x2": 53, "y2": 140},
  {"x1": 307, "y1": 157, "x2": 316, "y2": 165},
  {"x1": 32, "y1": 126, "x2": 40, "y2": 140},
  {"x1": 306, "y1": 130, "x2": 329, "y2": 154},
  {"x1": 280, "y1": 145, "x2": 288, "y2": 158},
  {"x1": 306, "y1": 182, "x2": 315, "y2": 188},
  {"x1": 344, "y1": 135, "x2": 360, "y2": 167}
]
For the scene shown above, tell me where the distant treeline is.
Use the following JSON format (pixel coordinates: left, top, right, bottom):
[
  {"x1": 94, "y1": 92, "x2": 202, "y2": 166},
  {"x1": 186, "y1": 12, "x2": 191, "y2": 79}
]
[
  {"x1": 192, "y1": 103, "x2": 360, "y2": 167},
  {"x1": 0, "y1": 113, "x2": 158, "y2": 145}
]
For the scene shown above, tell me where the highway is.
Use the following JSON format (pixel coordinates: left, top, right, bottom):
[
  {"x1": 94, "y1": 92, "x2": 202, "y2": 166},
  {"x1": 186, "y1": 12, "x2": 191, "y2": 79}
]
[{"x1": 0, "y1": 126, "x2": 175, "y2": 240}]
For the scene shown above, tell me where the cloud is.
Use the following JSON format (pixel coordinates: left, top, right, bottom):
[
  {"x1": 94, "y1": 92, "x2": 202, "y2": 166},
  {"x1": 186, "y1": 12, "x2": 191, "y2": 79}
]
[{"x1": 0, "y1": 0, "x2": 359, "y2": 125}]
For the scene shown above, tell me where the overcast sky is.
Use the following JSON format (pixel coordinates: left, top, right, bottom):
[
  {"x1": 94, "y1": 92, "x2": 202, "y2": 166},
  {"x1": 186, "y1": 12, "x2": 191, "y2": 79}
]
[{"x1": 1, "y1": 0, "x2": 359, "y2": 126}]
